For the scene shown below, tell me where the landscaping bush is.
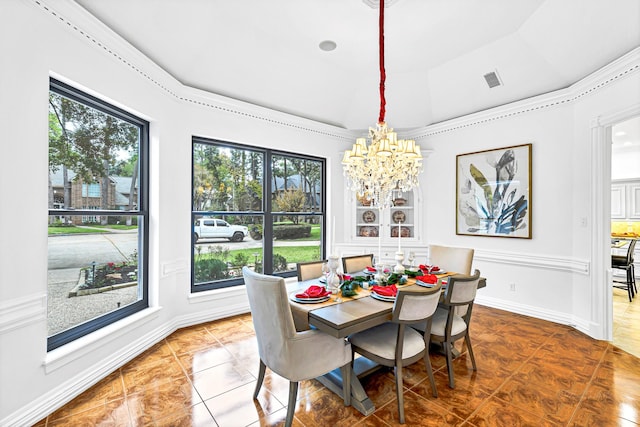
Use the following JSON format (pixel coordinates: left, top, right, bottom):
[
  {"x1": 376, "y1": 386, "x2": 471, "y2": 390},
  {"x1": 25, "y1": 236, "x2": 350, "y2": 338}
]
[
  {"x1": 273, "y1": 224, "x2": 311, "y2": 239},
  {"x1": 194, "y1": 258, "x2": 229, "y2": 282},
  {"x1": 273, "y1": 254, "x2": 288, "y2": 272}
]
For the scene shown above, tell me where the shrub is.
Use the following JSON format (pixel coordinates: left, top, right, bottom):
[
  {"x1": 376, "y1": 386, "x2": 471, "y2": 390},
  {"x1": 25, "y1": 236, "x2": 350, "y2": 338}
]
[
  {"x1": 194, "y1": 258, "x2": 229, "y2": 282},
  {"x1": 273, "y1": 224, "x2": 311, "y2": 239},
  {"x1": 250, "y1": 224, "x2": 263, "y2": 240},
  {"x1": 273, "y1": 254, "x2": 288, "y2": 272}
]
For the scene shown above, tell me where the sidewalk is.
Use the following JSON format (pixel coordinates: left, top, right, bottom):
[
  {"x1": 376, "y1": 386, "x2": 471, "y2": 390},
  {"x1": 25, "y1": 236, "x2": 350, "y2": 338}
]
[{"x1": 47, "y1": 268, "x2": 137, "y2": 336}]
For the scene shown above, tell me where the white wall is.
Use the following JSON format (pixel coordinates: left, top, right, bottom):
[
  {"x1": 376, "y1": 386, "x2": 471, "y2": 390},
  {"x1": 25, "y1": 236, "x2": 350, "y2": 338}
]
[
  {"x1": 0, "y1": 1, "x2": 351, "y2": 424},
  {"x1": 1, "y1": 0, "x2": 639, "y2": 425}
]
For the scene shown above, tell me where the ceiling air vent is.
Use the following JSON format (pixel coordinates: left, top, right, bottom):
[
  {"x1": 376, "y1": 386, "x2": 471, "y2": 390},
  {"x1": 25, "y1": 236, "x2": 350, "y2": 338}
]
[{"x1": 483, "y1": 71, "x2": 502, "y2": 88}]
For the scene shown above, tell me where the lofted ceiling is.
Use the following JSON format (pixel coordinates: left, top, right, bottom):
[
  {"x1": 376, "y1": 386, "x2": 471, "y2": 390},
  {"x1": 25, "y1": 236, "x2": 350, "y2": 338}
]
[{"x1": 74, "y1": 0, "x2": 640, "y2": 131}]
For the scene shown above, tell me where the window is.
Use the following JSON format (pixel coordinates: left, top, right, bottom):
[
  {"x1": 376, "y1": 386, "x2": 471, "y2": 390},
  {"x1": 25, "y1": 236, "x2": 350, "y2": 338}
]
[
  {"x1": 192, "y1": 137, "x2": 325, "y2": 291},
  {"x1": 82, "y1": 183, "x2": 101, "y2": 198},
  {"x1": 47, "y1": 78, "x2": 149, "y2": 351}
]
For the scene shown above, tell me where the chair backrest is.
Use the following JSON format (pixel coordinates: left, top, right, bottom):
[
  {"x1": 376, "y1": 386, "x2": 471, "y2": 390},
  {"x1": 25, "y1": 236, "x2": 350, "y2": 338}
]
[
  {"x1": 297, "y1": 260, "x2": 325, "y2": 281},
  {"x1": 429, "y1": 244, "x2": 474, "y2": 275},
  {"x1": 392, "y1": 286, "x2": 442, "y2": 324},
  {"x1": 342, "y1": 254, "x2": 374, "y2": 274},
  {"x1": 626, "y1": 239, "x2": 637, "y2": 264},
  {"x1": 242, "y1": 267, "x2": 297, "y2": 367},
  {"x1": 443, "y1": 269, "x2": 481, "y2": 307}
]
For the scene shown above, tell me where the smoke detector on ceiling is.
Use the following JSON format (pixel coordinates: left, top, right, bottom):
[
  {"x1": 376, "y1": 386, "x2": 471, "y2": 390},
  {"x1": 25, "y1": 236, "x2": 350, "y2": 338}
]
[
  {"x1": 363, "y1": 0, "x2": 400, "y2": 8},
  {"x1": 484, "y1": 70, "x2": 503, "y2": 88}
]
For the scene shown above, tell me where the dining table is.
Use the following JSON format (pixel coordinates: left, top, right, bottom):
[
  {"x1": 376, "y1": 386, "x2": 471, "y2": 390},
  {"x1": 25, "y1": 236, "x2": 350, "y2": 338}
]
[{"x1": 288, "y1": 270, "x2": 487, "y2": 416}]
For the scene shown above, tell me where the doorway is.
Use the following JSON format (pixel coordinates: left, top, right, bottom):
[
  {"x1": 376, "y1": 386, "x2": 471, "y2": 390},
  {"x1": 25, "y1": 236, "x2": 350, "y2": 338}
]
[{"x1": 610, "y1": 115, "x2": 640, "y2": 357}]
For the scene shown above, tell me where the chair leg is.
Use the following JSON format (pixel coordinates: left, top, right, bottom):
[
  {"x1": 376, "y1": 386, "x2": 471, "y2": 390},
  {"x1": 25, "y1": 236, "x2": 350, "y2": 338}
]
[
  {"x1": 444, "y1": 340, "x2": 455, "y2": 389},
  {"x1": 285, "y1": 381, "x2": 299, "y2": 427},
  {"x1": 423, "y1": 353, "x2": 438, "y2": 398},
  {"x1": 394, "y1": 364, "x2": 405, "y2": 424},
  {"x1": 626, "y1": 268, "x2": 633, "y2": 302},
  {"x1": 465, "y1": 334, "x2": 477, "y2": 371},
  {"x1": 340, "y1": 362, "x2": 351, "y2": 406},
  {"x1": 253, "y1": 360, "x2": 266, "y2": 399}
]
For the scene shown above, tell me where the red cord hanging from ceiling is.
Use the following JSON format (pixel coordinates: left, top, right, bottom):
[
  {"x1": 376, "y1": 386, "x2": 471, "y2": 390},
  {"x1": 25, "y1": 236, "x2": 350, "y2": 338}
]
[{"x1": 378, "y1": 0, "x2": 386, "y2": 124}]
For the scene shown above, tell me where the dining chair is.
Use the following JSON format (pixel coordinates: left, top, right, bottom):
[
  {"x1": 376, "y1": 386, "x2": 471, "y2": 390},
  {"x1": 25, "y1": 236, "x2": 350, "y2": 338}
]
[
  {"x1": 428, "y1": 244, "x2": 474, "y2": 275},
  {"x1": 612, "y1": 239, "x2": 637, "y2": 301},
  {"x1": 413, "y1": 270, "x2": 481, "y2": 389},
  {"x1": 296, "y1": 260, "x2": 325, "y2": 281},
  {"x1": 342, "y1": 253, "x2": 374, "y2": 274},
  {"x1": 242, "y1": 267, "x2": 352, "y2": 427},
  {"x1": 348, "y1": 286, "x2": 442, "y2": 424},
  {"x1": 429, "y1": 244, "x2": 475, "y2": 317}
]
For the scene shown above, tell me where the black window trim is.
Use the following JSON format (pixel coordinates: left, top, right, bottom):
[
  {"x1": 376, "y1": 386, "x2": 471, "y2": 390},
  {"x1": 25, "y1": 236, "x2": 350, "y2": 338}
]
[
  {"x1": 47, "y1": 78, "x2": 149, "y2": 351},
  {"x1": 191, "y1": 136, "x2": 326, "y2": 293}
]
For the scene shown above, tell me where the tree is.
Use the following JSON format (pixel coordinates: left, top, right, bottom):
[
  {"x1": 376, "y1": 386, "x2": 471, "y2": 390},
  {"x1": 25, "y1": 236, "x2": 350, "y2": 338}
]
[
  {"x1": 49, "y1": 92, "x2": 139, "y2": 224},
  {"x1": 274, "y1": 188, "x2": 306, "y2": 224}
]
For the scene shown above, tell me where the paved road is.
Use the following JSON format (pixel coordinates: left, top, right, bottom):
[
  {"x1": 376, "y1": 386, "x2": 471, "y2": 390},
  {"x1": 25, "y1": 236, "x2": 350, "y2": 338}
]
[
  {"x1": 48, "y1": 233, "x2": 139, "y2": 269},
  {"x1": 48, "y1": 231, "x2": 320, "y2": 269}
]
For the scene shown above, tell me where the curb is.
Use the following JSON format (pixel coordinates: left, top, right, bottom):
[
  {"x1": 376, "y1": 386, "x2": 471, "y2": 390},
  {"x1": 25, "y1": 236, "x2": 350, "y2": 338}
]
[{"x1": 68, "y1": 272, "x2": 137, "y2": 297}]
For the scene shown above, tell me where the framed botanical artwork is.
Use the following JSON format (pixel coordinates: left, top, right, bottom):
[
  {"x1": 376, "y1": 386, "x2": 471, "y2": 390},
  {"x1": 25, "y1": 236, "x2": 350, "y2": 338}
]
[{"x1": 456, "y1": 143, "x2": 532, "y2": 238}]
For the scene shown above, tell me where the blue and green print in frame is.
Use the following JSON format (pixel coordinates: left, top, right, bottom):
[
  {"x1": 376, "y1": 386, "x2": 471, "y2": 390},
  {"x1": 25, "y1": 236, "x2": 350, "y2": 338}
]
[{"x1": 456, "y1": 143, "x2": 532, "y2": 238}]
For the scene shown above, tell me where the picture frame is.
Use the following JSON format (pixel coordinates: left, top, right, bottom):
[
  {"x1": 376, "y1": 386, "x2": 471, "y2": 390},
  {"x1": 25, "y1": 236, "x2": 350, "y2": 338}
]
[{"x1": 456, "y1": 143, "x2": 532, "y2": 238}]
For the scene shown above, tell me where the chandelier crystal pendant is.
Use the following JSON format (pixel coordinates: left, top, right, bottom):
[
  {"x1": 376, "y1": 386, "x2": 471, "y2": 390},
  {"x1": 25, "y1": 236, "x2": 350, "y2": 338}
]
[{"x1": 342, "y1": 0, "x2": 423, "y2": 210}]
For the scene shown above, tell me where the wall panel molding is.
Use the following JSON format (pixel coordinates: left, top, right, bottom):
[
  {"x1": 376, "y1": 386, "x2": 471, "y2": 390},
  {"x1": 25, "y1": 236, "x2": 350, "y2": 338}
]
[
  {"x1": 0, "y1": 293, "x2": 46, "y2": 334},
  {"x1": 474, "y1": 249, "x2": 590, "y2": 275}
]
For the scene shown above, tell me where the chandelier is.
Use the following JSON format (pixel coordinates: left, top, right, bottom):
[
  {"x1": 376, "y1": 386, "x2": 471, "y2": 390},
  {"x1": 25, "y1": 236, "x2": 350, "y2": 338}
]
[{"x1": 342, "y1": 0, "x2": 423, "y2": 210}]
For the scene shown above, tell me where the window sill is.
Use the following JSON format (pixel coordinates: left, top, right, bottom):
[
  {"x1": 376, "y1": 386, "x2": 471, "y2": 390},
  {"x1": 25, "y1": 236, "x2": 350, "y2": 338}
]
[{"x1": 43, "y1": 306, "x2": 162, "y2": 374}]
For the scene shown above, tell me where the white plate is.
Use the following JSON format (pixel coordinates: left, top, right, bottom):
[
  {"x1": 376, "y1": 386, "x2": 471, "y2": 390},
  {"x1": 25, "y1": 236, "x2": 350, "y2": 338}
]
[
  {"x1": 416, "y1": 280, "x2": 447, "y2": 288},
  {"x1": 370, "y1": 292, "x2": 396, "y2": 302},
  {"x1": 431, "y1": 269, "x2": 447, "y2": 275},
  {"x1": 318, "y1": 277, "x2": 326, "y2": 283},
  {"x1": 289, "y1": 293, "x2": 331, "y2": 304},
  {"x1": 362, "y1": 268, "x2": 376, "y2": 275}
]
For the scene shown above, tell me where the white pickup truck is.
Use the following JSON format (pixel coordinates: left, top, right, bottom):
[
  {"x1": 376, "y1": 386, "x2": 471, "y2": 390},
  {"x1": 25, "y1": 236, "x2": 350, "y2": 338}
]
[{"x1": 193, "y1": 218, "x2": 249, "y2": 242}]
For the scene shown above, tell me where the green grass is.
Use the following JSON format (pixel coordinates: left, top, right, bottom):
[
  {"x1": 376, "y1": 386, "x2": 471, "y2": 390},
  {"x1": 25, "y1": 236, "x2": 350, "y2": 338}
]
[
  {"x1": 196, "y1": 245, "x2": 321, "y2": 265},
  {"x1": 48, "y1": 226, "x2": 106, "y2": 235},
  {"x1": 88, "y1": 224, "x2": 138, "y2": 230}
]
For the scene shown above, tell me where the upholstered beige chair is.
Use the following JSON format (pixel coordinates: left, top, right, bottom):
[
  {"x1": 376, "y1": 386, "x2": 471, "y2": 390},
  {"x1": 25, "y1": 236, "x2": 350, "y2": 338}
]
[
  {"x1": 348, "y1": 286, "x2": 441, "y2": 424},
  {"x1": 296, "y1": 260, "x2": 325, "y2": 281},
  {"x1": 429, "y1": 244, "x2": 475, "y2": 317},
  {"x1": 242, "y1": 267, "x2": 351, "y2": 427},
  {"x1": 428, "y1": 244, "x2": 474, "y2": 275},
  {"x1": 413, "y1": 270, "x2": 481, "y2": 389},
  {"x1": 342, "y1": 253, "x2": 374, "y2": 274}
]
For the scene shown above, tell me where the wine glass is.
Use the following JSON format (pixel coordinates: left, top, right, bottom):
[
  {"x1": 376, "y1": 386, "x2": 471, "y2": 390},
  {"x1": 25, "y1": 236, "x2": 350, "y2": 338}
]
[{"x1": 408, "y1": 251, "x2": 415, "y2": 269}]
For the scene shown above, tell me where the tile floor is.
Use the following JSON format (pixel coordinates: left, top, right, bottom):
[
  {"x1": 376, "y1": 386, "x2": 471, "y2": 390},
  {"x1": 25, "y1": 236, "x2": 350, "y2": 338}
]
[{"x1": 34, "y1": 304, "x2": 639, "y2": 426}]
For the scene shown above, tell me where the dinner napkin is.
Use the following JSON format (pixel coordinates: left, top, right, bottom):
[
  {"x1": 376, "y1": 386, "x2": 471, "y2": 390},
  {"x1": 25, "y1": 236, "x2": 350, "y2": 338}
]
[
  {"x1": 296, "y1": 285, "x2": 330, "y2": 299},
  {"x1": 419, "y1": 264, "x2": 441, "y2": 273},
  {"x1": 416, "y1": 274, "x2": 438, "y2": 284},
  {"x1": 371, "y1": 284, "x2": 397, "y2": 297},
  {"x1": 366, "y1": 266, "x2": 377, "y2": 272}
]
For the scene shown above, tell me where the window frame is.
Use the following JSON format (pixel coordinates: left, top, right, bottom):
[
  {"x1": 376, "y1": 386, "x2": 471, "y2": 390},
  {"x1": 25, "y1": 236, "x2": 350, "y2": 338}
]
[
  {"x1": 191, "y1": 136, "x2": 326, "y2": 292},
  {"x1": 47, "y1": 78, "x2": 149, "y2": 351}
]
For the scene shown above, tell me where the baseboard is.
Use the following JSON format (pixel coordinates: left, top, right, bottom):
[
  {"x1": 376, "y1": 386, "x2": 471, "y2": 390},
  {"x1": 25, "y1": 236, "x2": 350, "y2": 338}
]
[
  {"x1": 3, "y1": 303, "x2": 250, "y2": 427},
  {"x1": 475, "y1": 295, "x2": 575, "y2": 327}
]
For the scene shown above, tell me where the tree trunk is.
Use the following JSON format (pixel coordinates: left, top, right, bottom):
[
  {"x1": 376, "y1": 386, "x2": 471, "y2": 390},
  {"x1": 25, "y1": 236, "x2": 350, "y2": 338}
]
[{"x1": 127, "y1": 157, "x2": 139, "y2": 226}]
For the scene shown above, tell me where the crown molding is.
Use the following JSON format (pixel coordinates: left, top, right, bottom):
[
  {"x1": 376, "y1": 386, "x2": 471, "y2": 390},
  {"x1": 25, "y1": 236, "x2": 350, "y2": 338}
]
[
  {"x1": 405, "y1": 46, "x2": 640, "y2": 141},
  {"x1": 31, "y1": 0, "x2": 354, "y2": 142}
]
